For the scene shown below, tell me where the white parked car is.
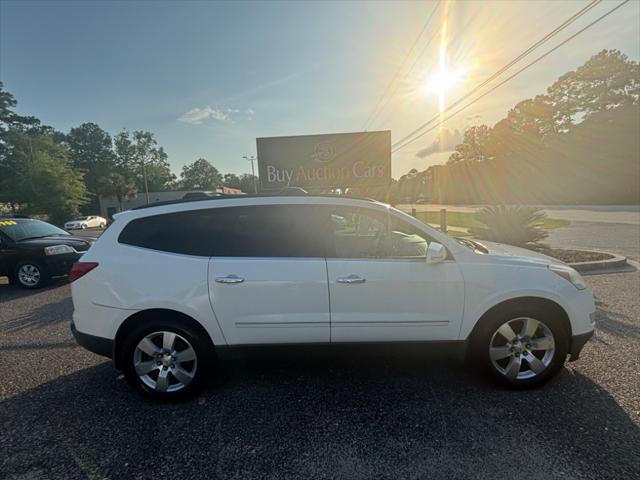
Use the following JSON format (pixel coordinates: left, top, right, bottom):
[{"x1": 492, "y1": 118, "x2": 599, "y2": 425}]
[
  {"x1": 64, "y1": 215, "x2": 107, "y2": 230},
  {"x1": 70, "y1": 195, "x2": 595, "y2": 400}
]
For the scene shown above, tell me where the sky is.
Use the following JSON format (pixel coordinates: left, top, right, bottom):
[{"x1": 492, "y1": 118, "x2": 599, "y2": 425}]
[{"x1": 1, "y1": 0, "x2": 639, "y2": 178}]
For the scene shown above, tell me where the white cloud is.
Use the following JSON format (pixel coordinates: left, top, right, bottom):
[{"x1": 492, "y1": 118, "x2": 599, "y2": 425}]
[
  {"x1": 178, "y1": 105, "x2": 255, "y2": 125},
  {"x1": 178, "y1": 106, "x2": 229, "y2": 125}
]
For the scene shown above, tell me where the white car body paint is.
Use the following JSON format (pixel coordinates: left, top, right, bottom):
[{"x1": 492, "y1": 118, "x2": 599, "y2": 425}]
[{"x1": 71, "y1": 196, "x2": 595, "y2": 352}]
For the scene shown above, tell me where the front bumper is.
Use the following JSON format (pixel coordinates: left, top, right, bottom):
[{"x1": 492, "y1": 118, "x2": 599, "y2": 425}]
[
  {"x1": 71, "y1": 321, "x2": 114, "y2": 359},
  {"x1": 43, "y1": 252, "x2": 82, "y2": 277},
  {"x1": 569, "y1": 330, "x2": 594, "y2": 361}
]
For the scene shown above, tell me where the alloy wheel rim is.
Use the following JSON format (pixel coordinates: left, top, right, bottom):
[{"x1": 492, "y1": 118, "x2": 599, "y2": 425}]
[
  {"x1": 18, "y1": 264, "x2": 41, "y2": 286},
  {"x1": 133, "y1": 331, "x2": 197, "y2": 393},
  {"x1": 489, "y1": 317, "x2": 555, "y2": 381}
]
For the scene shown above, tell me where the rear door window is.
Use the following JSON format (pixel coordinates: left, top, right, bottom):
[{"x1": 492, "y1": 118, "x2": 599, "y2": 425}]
[{"x1": 228, "y1": 205, "x2": 328, "y2": 257}]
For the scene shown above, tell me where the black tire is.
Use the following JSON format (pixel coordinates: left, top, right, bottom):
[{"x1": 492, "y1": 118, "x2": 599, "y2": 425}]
[
  {"x1": 120, "y1": 318, "x2": 214, "y2": 401},
  {"x1": 14, "y1": 260, "x2": 50, "y2": 289},
  {"x1": 471, "y1": 304, "x2": 569, "y2": 389}
]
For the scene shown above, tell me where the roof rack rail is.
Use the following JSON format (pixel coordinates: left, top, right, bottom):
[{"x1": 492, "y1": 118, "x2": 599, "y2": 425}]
[{"x1": 130, "y1": 190, "x2": 379, "y2": 211}]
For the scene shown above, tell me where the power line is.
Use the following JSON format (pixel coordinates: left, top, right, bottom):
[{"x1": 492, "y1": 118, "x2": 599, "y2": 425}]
[
  {"x1": 391, "y1": 0, "x2": 603, "y2": 152},
  {"x1": 362, "y1": 0, "x2": 441, "y2": 132},
  {"x1": 392, "y1": 0, "x2": 630, "y2": 153}
]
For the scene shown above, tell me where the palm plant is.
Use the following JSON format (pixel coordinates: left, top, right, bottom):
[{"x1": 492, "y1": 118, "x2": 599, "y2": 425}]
[{"x1": 469, "y1": 205, "x2": 548, "y2": 247}]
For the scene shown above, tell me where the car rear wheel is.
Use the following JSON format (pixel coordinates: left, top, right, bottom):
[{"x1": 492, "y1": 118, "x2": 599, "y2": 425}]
[
  {"x1": 15, "y1": 261, "x2": 49, "y2": 289},
  {"x1": 121, "y1": 319, "x2": 213, "y2": 401},
  {"x1": 473, "y1": 305, "x2": 569, "y2": 388}
]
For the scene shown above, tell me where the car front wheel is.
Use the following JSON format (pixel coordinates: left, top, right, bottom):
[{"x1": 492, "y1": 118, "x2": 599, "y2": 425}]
[
  {"x1": 15, "y1": 261, "x2": 49, "y2": 289},
  {"x1": 474, "y1": 306, "x2": 569, "y2": 388},
  {"x1": 121, "y1": 320, "x2": 212, "y2": 401}
]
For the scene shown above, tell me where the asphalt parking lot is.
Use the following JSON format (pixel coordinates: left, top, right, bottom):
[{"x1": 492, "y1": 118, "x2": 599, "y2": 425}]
[{"x1": 1, "y1": 269, "x2": 639, "y2": 480}]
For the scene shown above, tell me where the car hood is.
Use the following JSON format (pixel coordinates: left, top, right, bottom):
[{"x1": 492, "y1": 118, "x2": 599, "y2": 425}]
[
  {"x1": 18, "y1": 235, "x2": 94, "y2": 252},
  {"x1": 475, "y1": 240, "x2": 563, "y2": 266}
]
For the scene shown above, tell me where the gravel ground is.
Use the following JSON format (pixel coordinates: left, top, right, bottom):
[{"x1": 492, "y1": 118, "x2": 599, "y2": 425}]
[{"x1": 1, "y1": 272, "x2": 639, "y2": 480}]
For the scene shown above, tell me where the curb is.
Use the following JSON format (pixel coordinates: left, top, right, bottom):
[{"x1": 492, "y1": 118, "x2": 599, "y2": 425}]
[{"x1": 567, "y1": 252, "x2": 628, "y2": 273}]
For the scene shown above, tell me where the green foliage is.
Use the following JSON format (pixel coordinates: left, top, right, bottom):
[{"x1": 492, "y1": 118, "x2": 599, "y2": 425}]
[
  {"x1": 223, "y1": 173, "x2": 241, "y2": 189},
  {"x1": 469, "y1": 205, "x2": 549, "y2": 247},
  {"x1": 238, "y1": 173, "x2": 258, "y2": 193},
  {"x1": 0, "y1": 131, "x2": 88, "y2": 225},
  {"x1": 180, "y1": 158, "x2": 223, "y2": 190},
  {"x1": 97, "y1": 173, "x2": 138, "y2": 210},
  {"x1": 65, "y1": 122, "x2": 117, "y2": 212},
  {"x1": 114, "y1": 130, "x2": 176, "y2": 192}
]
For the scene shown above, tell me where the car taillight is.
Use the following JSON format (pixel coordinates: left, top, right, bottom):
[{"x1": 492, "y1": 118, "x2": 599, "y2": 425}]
[{"x1": 69, "y1": 262, "x2": 98, "y2": 282}]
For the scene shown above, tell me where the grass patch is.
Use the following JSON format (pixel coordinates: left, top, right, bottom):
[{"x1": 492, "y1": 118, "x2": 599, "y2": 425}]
[{"x1": 415, "y1": 211, "x2": 569, "y2": 230}]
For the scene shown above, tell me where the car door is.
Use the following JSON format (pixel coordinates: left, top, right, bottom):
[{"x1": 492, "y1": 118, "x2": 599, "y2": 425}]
[
  {"x1": 208, "y1": 204, "x2": 331, "y2": 345},
  {"x1": 0, "y1": 233, "x2": 11, "y2": 284},
  {"x1": 325, "y1": 205, "x2": 465, "y2": 343}
]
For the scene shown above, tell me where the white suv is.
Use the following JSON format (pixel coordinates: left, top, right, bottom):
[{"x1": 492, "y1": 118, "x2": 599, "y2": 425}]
[{"x1": 70, "y1": 195, "x2": 595, "y2": 400}]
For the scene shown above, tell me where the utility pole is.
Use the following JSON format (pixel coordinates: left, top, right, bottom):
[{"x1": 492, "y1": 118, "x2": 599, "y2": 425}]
[
  {"x1": 141, "y1": 155, "x2": 150, "y2": 204},
  {"x1": 243, "y1": 155, "x2": 258, "y2": 193}
]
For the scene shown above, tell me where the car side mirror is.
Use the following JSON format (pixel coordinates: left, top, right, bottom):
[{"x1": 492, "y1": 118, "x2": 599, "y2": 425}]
[{"x1": 426, "y1": 242, "x2": 446, "y2": 263}]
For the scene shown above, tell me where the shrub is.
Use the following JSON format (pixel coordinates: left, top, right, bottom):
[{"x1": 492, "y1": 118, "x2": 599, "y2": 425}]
[{"x1": 469, "y1": 205, "x2": 549, "y2": 247}]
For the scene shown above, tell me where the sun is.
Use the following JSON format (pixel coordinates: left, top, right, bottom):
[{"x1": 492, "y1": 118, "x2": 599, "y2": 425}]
[{"x1": 423, "y1": 66, "x2": 465, "y2": 96}]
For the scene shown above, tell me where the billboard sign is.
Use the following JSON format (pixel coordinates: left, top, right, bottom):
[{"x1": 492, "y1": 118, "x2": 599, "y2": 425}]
[{"x1": 256, "y1": 131, "x2": 391, "y2": 190}]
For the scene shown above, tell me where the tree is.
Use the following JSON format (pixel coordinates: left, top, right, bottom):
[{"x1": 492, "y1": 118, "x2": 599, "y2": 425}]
[
  {"x1": 223, "y1": 173, "x2": 241, "y2": 189},
  {"x1": 239, "y1": 173, "x2": 259, "y2": 193},
  {"x1": 66, "y1": 122, "x2": 116, "y2": 211},
  {"x1": 546, "y1": 49, "x2": 640, "y2": 132},
  {"x1": 447, "y1": 125, "x2": 493, "y2": 164},
  {"x1": 0, "y1": 131, "x2": 88, "y2": 224},
  {"x1": 98, "y1": 172, "x2": 138, "y2": 211},
  {"x1": 114, "y1": 129, "x2": 175, "y2": 192},
  {"x1": 180, "y1": 158, "x2": 223, "y2": 190}
]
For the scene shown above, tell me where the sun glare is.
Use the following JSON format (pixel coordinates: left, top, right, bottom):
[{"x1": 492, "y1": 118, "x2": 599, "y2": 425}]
[
  {"x1": 423, "y1": 66, "x2": 465, "y2": 96},
  {"x1": 421, "y1": 16, "x2": 465, "y2": 112}
]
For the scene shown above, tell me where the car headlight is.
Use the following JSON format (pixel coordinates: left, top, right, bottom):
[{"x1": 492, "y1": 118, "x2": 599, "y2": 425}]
[
  {"x1": 44, "y1": 244, "x2": 76, "y2": 256},
  {"x1": 549, "y1": 264, "x2": 587, "y2": 290}
]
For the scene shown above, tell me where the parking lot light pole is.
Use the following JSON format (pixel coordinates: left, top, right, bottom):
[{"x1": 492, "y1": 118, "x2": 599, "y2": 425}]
[{"x1": 243, "y1": 155, "x2": 258, "y2": 193}]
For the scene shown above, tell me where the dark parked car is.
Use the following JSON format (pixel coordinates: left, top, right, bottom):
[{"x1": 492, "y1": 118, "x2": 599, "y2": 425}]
[{"x1": 0, "y1": 218, "x2": 94, "y2": 289}]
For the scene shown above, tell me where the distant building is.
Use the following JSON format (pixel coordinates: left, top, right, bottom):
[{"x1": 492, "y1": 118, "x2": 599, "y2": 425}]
[{"x1": 99, "y1": 187, "x2": 245, "y2": 219}]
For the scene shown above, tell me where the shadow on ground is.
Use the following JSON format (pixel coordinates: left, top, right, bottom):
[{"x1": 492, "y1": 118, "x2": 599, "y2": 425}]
[
  {"x1": 0, "y1": 289, "x2": 72, "y2": 332},
  {"x1": 1, "y1": 351, "x2": 638, "y2": 480}
]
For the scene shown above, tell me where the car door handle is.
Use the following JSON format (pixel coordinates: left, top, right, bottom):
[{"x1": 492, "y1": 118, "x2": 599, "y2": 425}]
[
  {"x1": 336, "y1": 274, "x2": 366, "y2": 284},
  {"x1": 214, "y1": 274, "x2": 245, "y2": 284}
]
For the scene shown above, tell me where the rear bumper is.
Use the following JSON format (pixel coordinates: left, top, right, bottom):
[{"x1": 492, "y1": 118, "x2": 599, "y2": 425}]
[
  {"x1": 569, "y1": 330, "x2": 594, "y2": 361},
  {"x1": 71, "y1": 321, "x2": 113, "y2": 359}
]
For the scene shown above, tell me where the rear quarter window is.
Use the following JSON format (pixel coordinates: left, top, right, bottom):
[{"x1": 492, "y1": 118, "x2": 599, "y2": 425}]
[{"x1": 118, "y1": 209, "x2": 234, "y2": 256}]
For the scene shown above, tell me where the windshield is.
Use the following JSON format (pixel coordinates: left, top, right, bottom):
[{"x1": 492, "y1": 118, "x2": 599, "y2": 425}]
[
  {"x1": 73, "y1": 216, "x2": 89, "y2": 221},
  {"x1": 0, "y1": 219, "x2": 69, "y2": 241}
]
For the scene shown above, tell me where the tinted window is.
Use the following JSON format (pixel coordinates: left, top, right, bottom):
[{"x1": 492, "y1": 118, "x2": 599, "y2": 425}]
[
  {"x1": 326, "y1": 207, "x2": 429, "y2": 259},
  {"x1": 230, "y1": 205, "x2": 328, "y2": 257},
  {"x1": 118, "y1": 205, "x2": 329, "y2": 257},
  {"x1": 118, "y1": 209, "x2": 234, "y2": 256}
]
